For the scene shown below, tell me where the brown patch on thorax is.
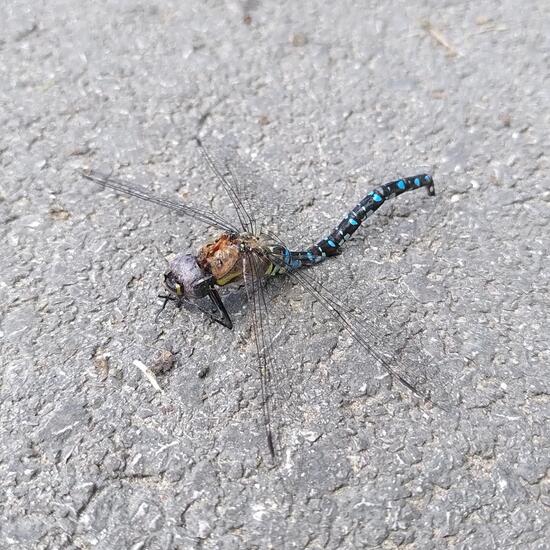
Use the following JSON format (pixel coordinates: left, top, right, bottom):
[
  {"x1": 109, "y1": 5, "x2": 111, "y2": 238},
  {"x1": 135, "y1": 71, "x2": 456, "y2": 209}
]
[{"x1": 197, "y1": 233, "x2": 243, "y2": 285}]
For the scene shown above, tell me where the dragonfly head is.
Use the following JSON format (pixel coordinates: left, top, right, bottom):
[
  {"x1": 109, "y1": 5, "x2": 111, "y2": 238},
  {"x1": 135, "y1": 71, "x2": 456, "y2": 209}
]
[{"x1": 164, "y1": 254, "x2": 212, "y2": 299}]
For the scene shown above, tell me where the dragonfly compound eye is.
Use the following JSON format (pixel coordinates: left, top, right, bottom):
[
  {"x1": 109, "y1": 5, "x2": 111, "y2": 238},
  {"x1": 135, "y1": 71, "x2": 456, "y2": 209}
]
[{"x1": 166, "y1": 254, "x2": 212, "y2": 299}]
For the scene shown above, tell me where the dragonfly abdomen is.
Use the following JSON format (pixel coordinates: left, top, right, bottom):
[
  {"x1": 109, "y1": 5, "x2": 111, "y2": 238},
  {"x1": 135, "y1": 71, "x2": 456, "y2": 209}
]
[{"x1": 283, "y1": 174, "x2": 435, "y2": 269}]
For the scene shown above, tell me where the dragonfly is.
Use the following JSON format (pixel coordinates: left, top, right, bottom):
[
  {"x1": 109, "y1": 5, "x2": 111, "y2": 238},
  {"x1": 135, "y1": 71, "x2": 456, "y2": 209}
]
[{"x1": 80, "y1": 138, "x2": 438, "y2": 458}]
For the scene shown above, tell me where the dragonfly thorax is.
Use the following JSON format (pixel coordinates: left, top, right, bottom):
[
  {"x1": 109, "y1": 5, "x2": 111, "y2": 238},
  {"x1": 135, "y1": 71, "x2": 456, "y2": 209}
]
[
  {"x1": 166, "y1": 232, "x2": 273, "y2": 299},
  {"x1": 197, "y1": 232, "x2": 258, "y2": 287}
]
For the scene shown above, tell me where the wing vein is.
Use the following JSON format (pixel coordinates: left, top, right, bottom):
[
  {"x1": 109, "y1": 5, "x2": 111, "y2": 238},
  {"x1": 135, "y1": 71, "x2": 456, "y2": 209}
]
[{"x1": 79, "y1": 169, "x2": 238, "y2": 232}]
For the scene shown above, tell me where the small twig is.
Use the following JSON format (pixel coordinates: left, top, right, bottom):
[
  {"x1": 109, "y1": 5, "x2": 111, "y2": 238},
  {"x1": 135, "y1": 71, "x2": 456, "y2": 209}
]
[
  {"x1": 133, "y1": 360, "x2": 164, "y2": 393},
  {"x1": 421, "y1": 20, "x2": 459, "y2": 57}
]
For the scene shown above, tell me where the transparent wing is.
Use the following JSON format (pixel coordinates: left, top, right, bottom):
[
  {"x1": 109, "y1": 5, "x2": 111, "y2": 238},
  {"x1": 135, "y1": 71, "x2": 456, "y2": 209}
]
[
  {"x1": 264, "y1": 237, "x2": 457, "y2": 409},
  {"x1": 241, "y1": 249, "x2": 317, "y2": 460},
  {"x1": 193, "y1": 137, "x2": 301, "y2": 238},
  {"x1": 242, "y1": 250, "x2": 277, "y2": 458},
  {"x1": 79, "y1": 169, "x2": 238, "y2": 233},
  {"x1": 289, "y1": 267, "x2": 456, "y2": 408},
  {"x1": 196, "y1": 138, "x2": 257, "y2": 235}
]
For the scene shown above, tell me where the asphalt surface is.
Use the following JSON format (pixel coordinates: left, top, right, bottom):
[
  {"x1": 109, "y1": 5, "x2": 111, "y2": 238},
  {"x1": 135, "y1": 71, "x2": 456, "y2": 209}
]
[{"x1": 1, "y1": 1, "x2": 549, "y2": 549}]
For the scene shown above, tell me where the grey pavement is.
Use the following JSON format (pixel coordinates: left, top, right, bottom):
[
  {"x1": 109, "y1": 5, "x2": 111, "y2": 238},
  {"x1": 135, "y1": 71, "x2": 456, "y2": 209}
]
[{"x1": 1, "y1": 1, "x2": 549, "y2": 548}]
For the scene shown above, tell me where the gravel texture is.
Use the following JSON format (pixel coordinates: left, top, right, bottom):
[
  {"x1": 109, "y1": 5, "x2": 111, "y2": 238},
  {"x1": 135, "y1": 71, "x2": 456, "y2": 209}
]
[{"x1": 1, "y1": 1, "x2": 549, "y2": 548}]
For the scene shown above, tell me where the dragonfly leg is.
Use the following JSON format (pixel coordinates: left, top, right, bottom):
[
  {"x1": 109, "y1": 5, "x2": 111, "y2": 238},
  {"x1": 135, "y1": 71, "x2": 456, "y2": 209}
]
[
  {"x1": 207, "y1": 287, "x2": 233, "y2": 329},
  {"x1": 157, "y1": 291, "x2": 233, "y2": 329},
  {"x1": 156, "y1": 294, "x2": 176, "y2": 321}
]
